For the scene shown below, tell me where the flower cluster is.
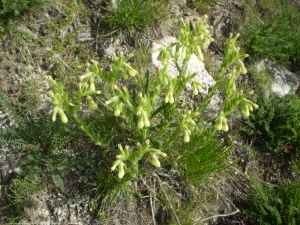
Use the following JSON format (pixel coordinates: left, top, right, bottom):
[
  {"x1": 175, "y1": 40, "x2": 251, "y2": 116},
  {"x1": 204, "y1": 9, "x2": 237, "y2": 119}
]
[
  {"x1": 178, "y1": 110, "x2": 199, "y2": 142},
  {"x1": 111, "y1": 141, "x2": 167, "y2": 179},
  {"x1": 214, "y1": 33, "x2": 258, "y2": 132},
  {"x1": 46, "y1": 17, "x2": 258, "y2": 180}
]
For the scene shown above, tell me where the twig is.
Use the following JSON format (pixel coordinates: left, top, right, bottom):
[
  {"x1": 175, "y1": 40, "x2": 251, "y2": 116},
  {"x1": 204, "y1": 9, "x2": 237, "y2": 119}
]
[
  {"x1": 242, "y1": 0, "x2": 265, "y2": 25},
  {"x1": 154, "y1": 172, "x2": 181, "y2": 225},
  {"x1": 200, "y1": 209, "x2": 240, "y2": 223},
  {"x1": 149, "y1": 189, "x2": 156, "y2": 225},
  {"x1": 150, "y1": 178, "x2": 157, "y2": 225},
  {"x1": 141, "y1": 177, "x2": 156, "y2": 225}
]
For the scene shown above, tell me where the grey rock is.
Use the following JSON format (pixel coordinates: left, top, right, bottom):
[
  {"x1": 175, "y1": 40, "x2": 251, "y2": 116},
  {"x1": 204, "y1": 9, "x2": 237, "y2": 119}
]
[
  {"x1": 151, "y1": 36, "x2": 221, "y2": 118},
  {"x1": 151, "y1": 36, "x2": 215, "y2": 94},
  {"x1": 261, "y1": 59, "x2": 300, "y2": 97},
  {"x1": 38, "y1": 207, "x2": 50, "y2": 218}
]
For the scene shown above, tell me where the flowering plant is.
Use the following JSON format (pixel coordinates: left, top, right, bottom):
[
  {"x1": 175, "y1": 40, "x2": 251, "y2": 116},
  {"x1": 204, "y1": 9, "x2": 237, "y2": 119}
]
[{"x1": 46, "y1": 16, "x2": 257, "y2": 179}]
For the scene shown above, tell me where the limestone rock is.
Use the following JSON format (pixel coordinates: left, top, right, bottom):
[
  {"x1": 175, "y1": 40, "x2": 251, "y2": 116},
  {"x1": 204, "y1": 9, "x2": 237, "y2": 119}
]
[
  {"x1": 151, "y1": 36, "x2": 221, "y2": 118},
  {"x1": 263, "y1": 60, "x2": 300, "y2": 97},
  {"x1": 151, "y1": 36, "x2": 215, "y2": 94}
]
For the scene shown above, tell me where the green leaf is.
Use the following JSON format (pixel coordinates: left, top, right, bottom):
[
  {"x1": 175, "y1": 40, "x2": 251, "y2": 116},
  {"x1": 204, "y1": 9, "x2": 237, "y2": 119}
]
[
  {"x1": 51, "y1": 172, "x2": 65, "y2": 191},
  {"x1": 143, "y1": 70, "x2": 149, "y2": 96}
]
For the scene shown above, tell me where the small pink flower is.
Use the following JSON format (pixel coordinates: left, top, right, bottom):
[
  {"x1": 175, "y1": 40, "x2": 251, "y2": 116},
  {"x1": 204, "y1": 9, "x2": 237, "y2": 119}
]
[{"x1": 281, "y1": 145, "x2": 293, "y2": 152}]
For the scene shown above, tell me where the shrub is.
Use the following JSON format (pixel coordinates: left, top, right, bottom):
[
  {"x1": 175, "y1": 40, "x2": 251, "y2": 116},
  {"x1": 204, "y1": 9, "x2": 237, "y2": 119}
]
[
  {"x1": 46, "y1": 17, "x2": 258, "y2": 214},
  {"x1": 0, "y1": 0, "x2": 49, "y2": 33},
  {"x1": 101, "y1": 0, "x2": 167, "y2": 35},
  {"x1": 245, "y1": 176, "x2": 300, "y2": 225},
  {"x1": 241, "y1": 0, "x2": 300, "y2": 70},
  {"x1": 241, "y1": 90, "x2": 300, "y2": 153},
  {"x1": 0, "y1": 88, "x2": 83, "y2": 222}
]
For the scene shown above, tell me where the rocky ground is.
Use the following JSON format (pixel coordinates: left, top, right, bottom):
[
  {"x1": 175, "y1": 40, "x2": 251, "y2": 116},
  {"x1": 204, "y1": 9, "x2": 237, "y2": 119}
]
[{"x1": 0, "y1": 0, "x2": 299, "y2": 224}]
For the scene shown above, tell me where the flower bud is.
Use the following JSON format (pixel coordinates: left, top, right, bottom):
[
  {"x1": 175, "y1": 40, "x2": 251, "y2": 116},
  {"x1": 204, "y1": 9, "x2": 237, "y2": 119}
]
[
  {"x1": 58, "y1": 108, "x2": 68, "y2": 123},
  {"x1": 150, "y1": 154, "x2": 161, "y2": 168},
  {"x1": 138, "y1": 118, "x2": 144, "y2": 129},
  {"x1": 52, "y1": 106, "x2": 59, "y2": 122},
  {"x1": 118, "y1": 161, "x2": 125, "y2": 179},
  {"x1": 184, "y1": 130, "x2": 190, "y2": 143},
  {"x1": 144, "y1": 116, "x2": 150, "y2": 127},
  {"x1": 114, "y1": 106, "x2": 121, "y2": 117},
  {"x1": 80, "y1": 72, "x2": 93, "y2": 81},
  {"x1": 248, "y1": 104, "x2": 253, "y2": 112},
  {"x1": 214, "y1": 116, "x2": 223, "y2": 130},
  {"x1": 193, "y1": 86, "x2": 198, "y2": 95},
  {"x1": 160, "y1": 152, "x2": 167, "y2": 157},
  {"x1": 196, "y1": 46, "x2": 204, "y2": 61},
  {"x1": 123, "y1": 63, "x2": 137, "y2": 77},
  {"x1": 181, "y1": 46, "x2": 187, "y2": 60},
  {"x1": 164, "y1": 95, "x2": 169, "y2": 103},
  {"x1": 105, "y1": 96, "x2": 119, "y2": 106},
  {"x1": 87, "y1": 96, "x2": 98, "y2": 110},
  {"x1": 169, "y1": 93, "x2": 174, "y2": 104},
  {"x1": 221, "y1": 118, "x2": 229, "y2": 132},
  {"x1": 111, "y1": 159, "x2": 121, "y2": 171},
  {"x1": 242, "y1": 104, "x2": 249, "y2": 117}
]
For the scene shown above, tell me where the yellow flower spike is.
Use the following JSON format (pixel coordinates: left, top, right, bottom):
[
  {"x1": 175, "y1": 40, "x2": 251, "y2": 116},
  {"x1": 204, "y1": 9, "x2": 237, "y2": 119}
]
[{"x1": 58, "y1": 108, "x2": 68, "y2": 123}]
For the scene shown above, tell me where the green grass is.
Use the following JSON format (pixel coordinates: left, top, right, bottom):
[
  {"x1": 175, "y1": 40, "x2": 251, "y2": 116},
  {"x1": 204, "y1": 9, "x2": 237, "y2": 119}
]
[
  {"x1": 188, "y1": 0, "x2": 223, "y2": 14},
  {"x1": 101, "y1": 0, "x2": 168, "y2": 36},
  {"x1": 245, "y1": 176, "x2": 300, "y2": 225},
  {"x1": 0, "y1": 87, "x2": 83, "y2": 221},
  {"x1": 1, "y1": 173, "x2": 43, "y2": 223},
  {"x1": 0, "y1": 0, "x2": 49, "y2": 34},
  {"x1": 241, "y1": 0, "x2": 300, "y2": 70}
]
